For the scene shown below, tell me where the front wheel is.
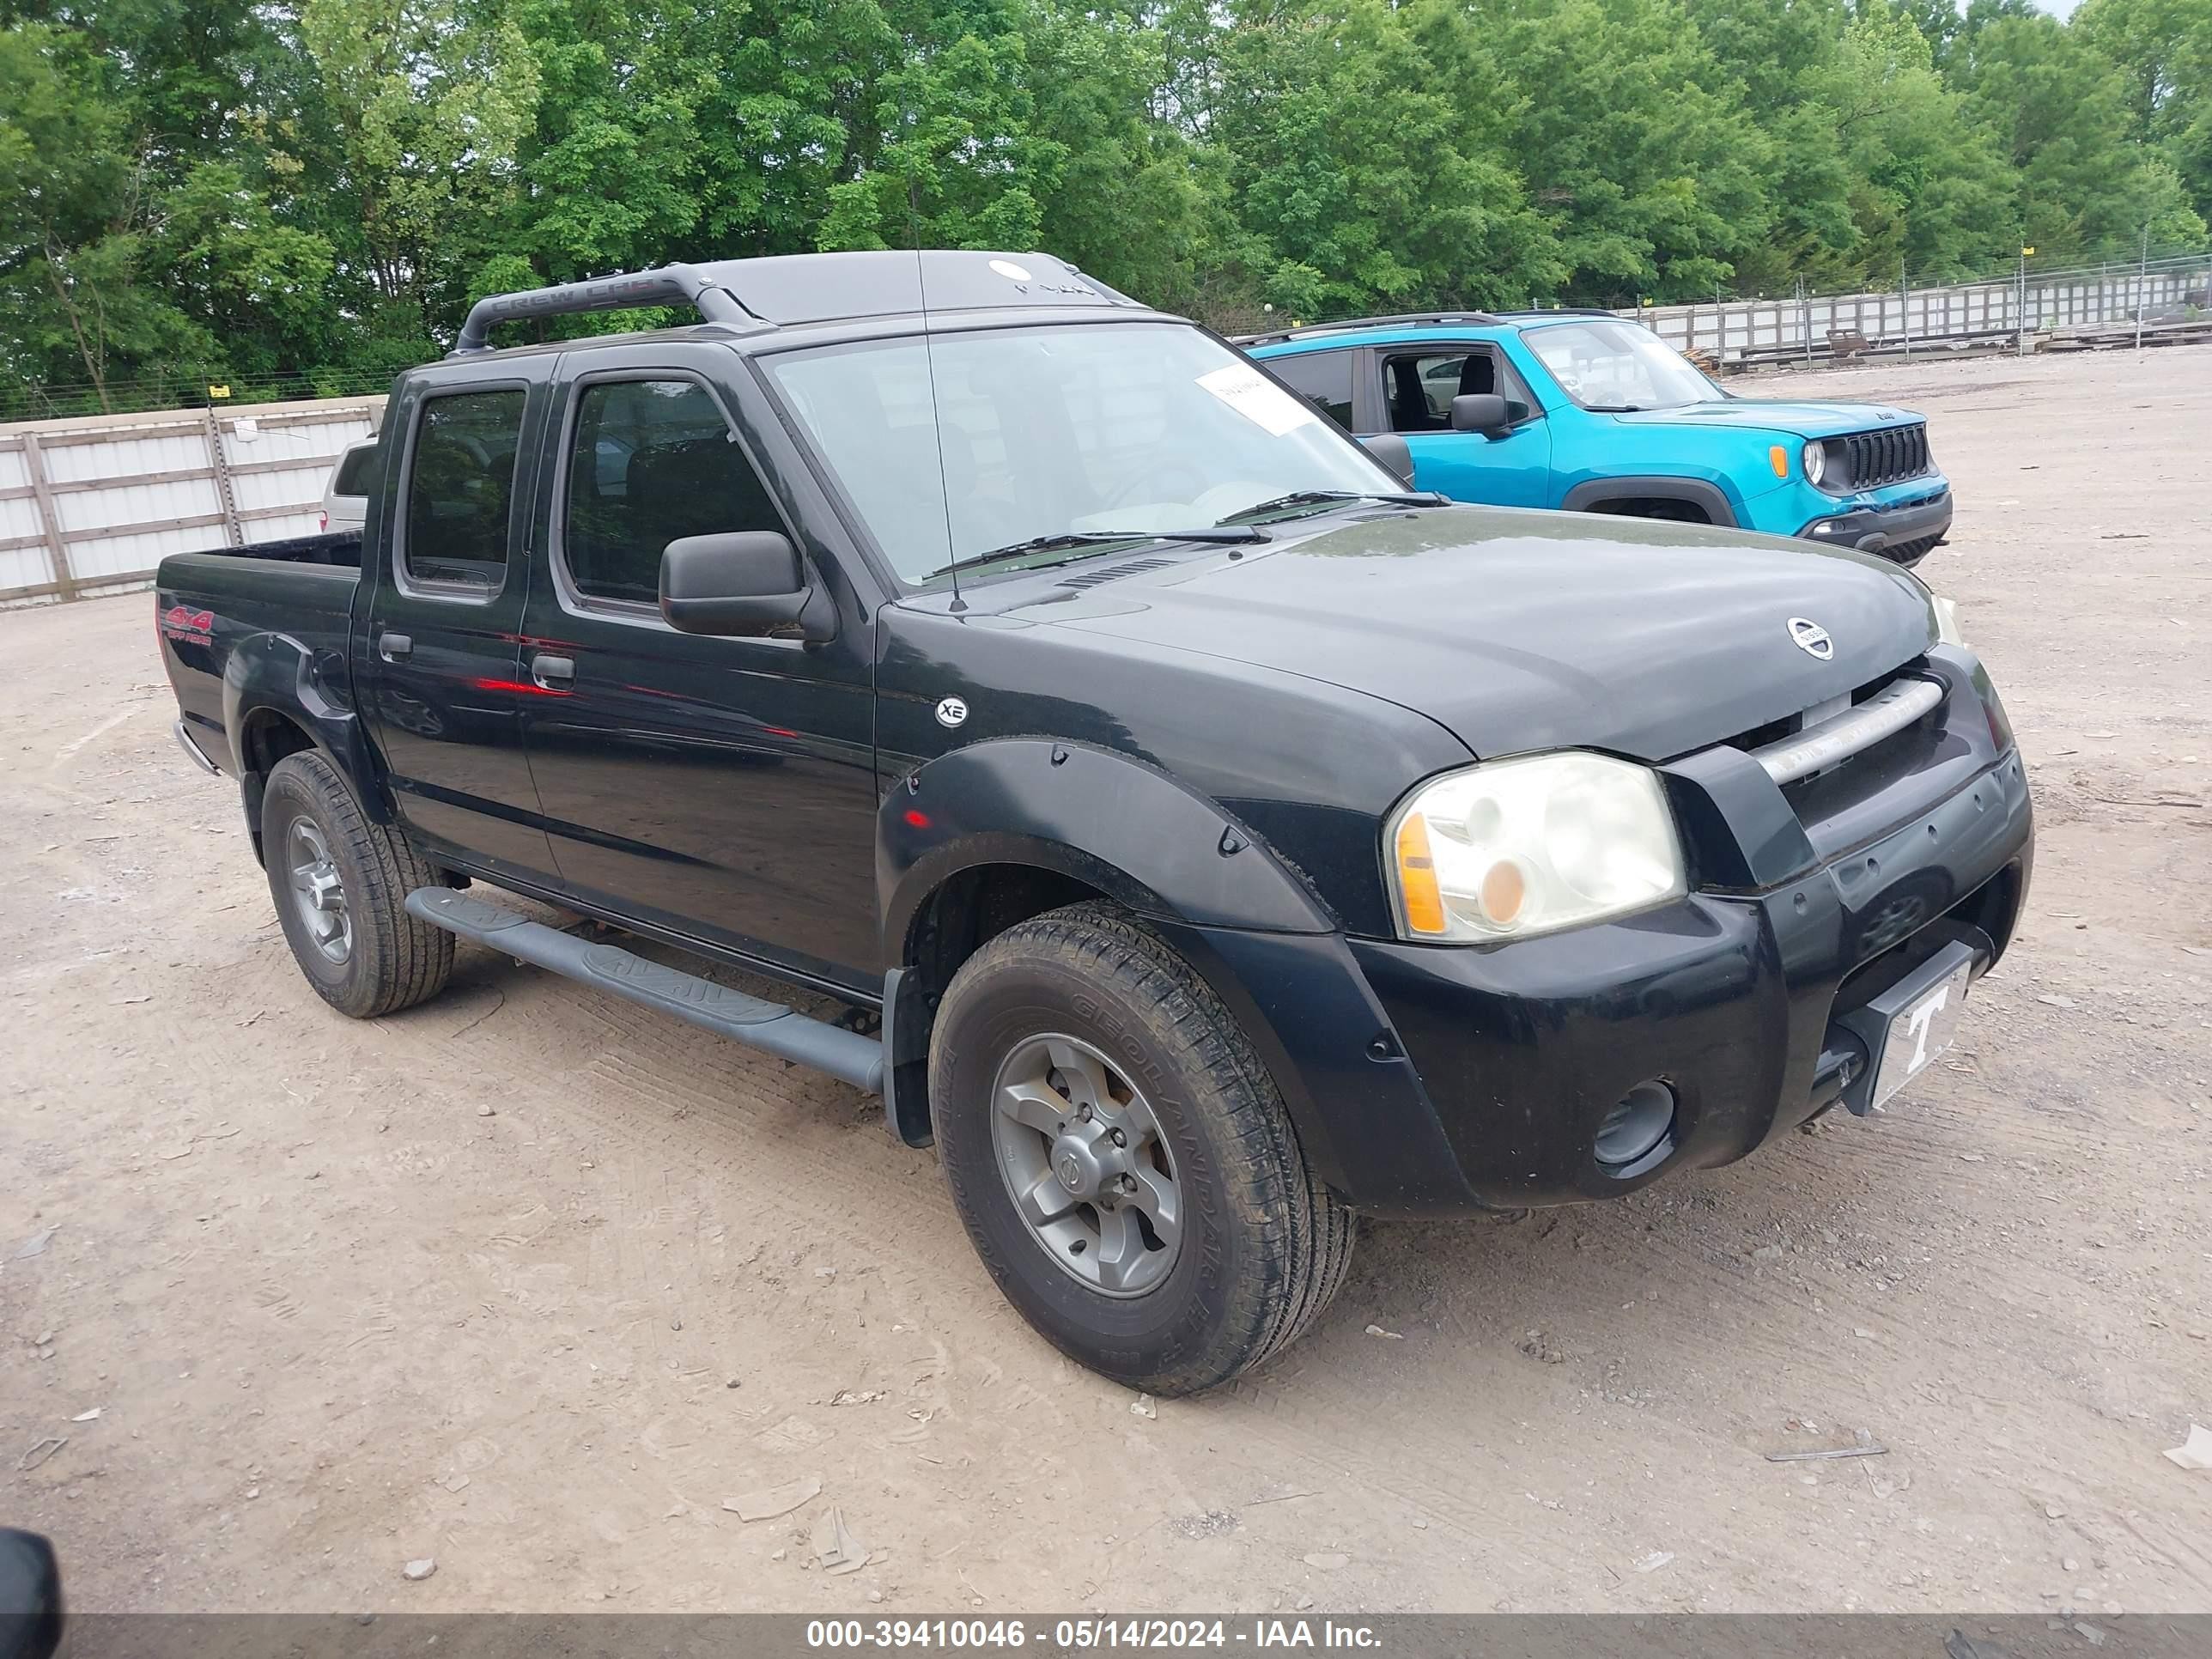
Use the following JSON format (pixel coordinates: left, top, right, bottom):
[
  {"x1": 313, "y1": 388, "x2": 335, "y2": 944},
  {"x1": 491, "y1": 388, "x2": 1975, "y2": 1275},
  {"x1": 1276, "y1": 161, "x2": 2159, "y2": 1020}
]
[
  {"x1": 260, "y1": 750, "x2": 453, "y2": 1018},
  {"x1": 930, "y1": 904, "x2": 1353, "y2": 1395}
]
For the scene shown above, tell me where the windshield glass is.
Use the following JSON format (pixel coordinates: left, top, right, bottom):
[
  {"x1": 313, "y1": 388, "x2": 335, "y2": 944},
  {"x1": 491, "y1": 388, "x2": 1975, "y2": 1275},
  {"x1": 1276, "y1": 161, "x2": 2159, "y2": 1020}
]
[
  {"x1": 764, "y1": 322, "x2": 1401, "y2": 586},
  {"x1": 1522, "y1": 319, "x2": 1721, "y2": 411}
]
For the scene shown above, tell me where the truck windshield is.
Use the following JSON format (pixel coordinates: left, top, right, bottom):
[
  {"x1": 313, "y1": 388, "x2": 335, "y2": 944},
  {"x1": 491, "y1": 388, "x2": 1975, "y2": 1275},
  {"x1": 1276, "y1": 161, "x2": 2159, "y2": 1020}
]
[
  {"x1": 764, "y1": 322, "x2": 1401, "y2": 586},
  {"x1": 1522, "y1": 319, "x2": 1721, "y2": 412}
]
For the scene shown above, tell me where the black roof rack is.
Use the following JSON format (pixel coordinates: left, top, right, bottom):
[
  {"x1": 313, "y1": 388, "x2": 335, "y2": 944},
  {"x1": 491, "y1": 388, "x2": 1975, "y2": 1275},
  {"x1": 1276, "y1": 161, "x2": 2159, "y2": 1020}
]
[
  {"x1": 450, "y1": 250, "x2": 1139, "y2": 357},
  {"x1": 453, "y1": 264, "x2": 758, "y2": 356},
  {"x1": 1493, "y1": 307, "x2": 1621, "y2": 319},
  {"x1": 1231, "y1": 310, "x2": 1504, "y2": 346}
]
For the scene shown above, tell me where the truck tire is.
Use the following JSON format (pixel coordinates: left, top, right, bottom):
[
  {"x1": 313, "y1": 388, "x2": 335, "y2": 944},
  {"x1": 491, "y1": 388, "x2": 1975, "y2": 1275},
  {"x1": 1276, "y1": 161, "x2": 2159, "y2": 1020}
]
[
  {"x1": 259, "y1": 750, "x2": 453, "y2": 1018},
  {"x1": 930, "y1": 902, "x2": 1353, "y2": 1395}
]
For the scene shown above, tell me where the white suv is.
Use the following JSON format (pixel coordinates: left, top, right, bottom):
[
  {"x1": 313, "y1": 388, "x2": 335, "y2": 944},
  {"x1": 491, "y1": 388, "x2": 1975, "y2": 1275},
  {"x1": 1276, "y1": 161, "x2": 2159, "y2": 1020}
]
[{"x1": 319, "y1": 439, "x2": 380, "y2": 532}]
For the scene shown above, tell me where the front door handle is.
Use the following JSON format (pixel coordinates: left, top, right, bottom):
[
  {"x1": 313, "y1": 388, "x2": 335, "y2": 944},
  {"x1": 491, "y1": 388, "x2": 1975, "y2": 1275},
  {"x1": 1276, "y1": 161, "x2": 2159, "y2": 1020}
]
[
  {"x1": 530, "y1": 653, "x2": 575, "y2": 690},
  {"x1": 379, "y1": 632, "x2": 412, "y2": 662}
]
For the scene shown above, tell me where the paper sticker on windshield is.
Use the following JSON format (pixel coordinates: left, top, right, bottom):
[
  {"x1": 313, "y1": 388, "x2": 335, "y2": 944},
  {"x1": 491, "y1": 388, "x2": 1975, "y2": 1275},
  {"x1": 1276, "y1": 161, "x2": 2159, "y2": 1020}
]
[{"x1": 1196, "y1": 364, "x2": 1319, "y2": 437}]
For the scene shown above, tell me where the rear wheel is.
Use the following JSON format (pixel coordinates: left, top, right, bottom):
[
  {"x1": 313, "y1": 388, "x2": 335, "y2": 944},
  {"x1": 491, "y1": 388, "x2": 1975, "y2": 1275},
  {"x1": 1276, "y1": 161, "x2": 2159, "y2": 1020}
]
[
  {"x1": 260, "y1": 750, "x2": 453, "y2": 1018},
  {"x1": 930, "y1": 903, "x2": 1353, "y2": 1395}
]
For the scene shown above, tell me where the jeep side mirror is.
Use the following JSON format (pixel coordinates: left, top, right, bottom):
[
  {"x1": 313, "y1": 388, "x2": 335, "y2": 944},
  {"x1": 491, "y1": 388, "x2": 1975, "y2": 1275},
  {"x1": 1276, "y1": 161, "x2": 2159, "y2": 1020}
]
[
  {"x1": 0, "y1": 1528, "x2": 63, "y2": 1659},
  {"x1": 1449, "y1": 393, "x2": 1512, "y2": 436},
  {"x1": 1357, "y1": 432, "x2": 1417, "y2": 486},
  {"x1": 659, "y1": 532, "x2": 830, "y2": 641}
]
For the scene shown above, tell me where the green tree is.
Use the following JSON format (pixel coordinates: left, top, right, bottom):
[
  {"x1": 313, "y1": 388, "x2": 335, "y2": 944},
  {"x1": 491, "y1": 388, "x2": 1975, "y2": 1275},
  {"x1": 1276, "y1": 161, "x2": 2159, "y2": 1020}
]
[
  {"x1": 0, "y1": 21, "x2": 217, "y2": 407},
  {"x1": 1954, "y1": 1, "x2": 2207, "y2": 257},
  {"x1": 2075, "y1": 0, "x2": 2212, "y2": 217},
  {"x1": 295, "y1": 0, "x2": 540, "y2": 337},
  {"x1": 1812, "y1": 4, "x2": 2017, "y2": 281},
  {"x1": 1206, "y1": 0, "x2": 1559, "y2": 319},
  {"x1": 1479, "y1": 0, "x2": 1775, "y2": 301}
]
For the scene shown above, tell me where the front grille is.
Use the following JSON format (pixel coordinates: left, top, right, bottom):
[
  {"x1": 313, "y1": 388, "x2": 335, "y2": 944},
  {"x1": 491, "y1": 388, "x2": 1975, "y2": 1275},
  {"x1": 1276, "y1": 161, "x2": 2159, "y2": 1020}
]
[{"x1": 1839, "y1": 424, "x2": 1931, "y2": 489}]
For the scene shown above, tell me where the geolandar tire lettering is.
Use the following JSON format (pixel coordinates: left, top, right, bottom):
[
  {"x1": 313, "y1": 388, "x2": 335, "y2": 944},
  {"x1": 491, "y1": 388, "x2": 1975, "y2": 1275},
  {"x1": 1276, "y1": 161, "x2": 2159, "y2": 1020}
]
[
  {"x1": 259, "y1": 750, "x2": 455, "y2": 1019},
  {"x1": 928, "y1": 902, "x2": 1352, "y2": 1395}
]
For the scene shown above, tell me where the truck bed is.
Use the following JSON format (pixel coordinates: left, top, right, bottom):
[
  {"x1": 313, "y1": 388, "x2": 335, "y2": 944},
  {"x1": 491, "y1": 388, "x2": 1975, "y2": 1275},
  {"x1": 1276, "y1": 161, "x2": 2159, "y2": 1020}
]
[
  {"x1": 189, "y1": 528, "x2": 363, "y2": 568},
  {"x1": 158, "y1": 540, "x2": 362, "y2": 777}
]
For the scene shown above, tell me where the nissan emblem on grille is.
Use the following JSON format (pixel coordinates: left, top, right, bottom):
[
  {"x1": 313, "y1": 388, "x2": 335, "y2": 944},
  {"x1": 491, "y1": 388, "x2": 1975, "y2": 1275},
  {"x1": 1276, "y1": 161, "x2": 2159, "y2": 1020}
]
[{"x1": 1788, "y1": 617, "x2": 1834, "y2": 660}]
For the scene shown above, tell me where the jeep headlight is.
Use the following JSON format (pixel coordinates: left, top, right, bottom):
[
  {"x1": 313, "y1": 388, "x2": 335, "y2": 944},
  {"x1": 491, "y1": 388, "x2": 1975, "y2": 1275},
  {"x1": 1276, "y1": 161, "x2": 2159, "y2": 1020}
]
[
  {"x1": 1387, "y1": 752, "x2": 1686, "y2": 942},
  {"x1": 1802, "y1": 440, "x2": 1826, "y2": 488}
]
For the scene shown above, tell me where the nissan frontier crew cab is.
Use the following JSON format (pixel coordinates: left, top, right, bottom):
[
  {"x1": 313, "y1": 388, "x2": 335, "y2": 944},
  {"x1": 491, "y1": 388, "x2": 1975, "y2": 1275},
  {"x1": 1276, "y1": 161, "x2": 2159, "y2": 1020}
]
[{"x1": 155, "y1": 251, "x2": 2033, "y2": 1396}]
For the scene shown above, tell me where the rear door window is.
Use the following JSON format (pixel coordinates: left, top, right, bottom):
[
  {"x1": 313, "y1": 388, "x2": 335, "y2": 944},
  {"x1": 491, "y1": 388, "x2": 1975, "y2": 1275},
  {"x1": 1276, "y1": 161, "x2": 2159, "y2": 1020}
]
[
  {"x1": 559, "y1": 379, "x2": 786, "y2": 608},
  {"x1": 1267, "y1": 350, "x2": 1355, "y2": 430},
  {"x1": 398, "y1": 389, "x2": 526, "y2": 592}
]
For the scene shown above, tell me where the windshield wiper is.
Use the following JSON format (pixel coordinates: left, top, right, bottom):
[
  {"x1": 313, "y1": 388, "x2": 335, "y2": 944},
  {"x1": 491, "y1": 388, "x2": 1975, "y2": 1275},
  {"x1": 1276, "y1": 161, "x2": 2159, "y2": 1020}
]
[
  {"x1": 1218, "y1": 488, "x2": 1446, "y2": 523},
  {"x1": 1583, "y1": 404, "x2": 1645, "y2": 412},
  {"x1": 925, "y1": 525, "x2": 1270, "y2": 581}
]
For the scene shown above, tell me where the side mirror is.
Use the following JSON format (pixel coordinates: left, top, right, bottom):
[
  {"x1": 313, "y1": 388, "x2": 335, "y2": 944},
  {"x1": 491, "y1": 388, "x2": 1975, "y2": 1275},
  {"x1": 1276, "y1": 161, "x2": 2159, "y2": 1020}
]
[
  {"x1": 1449, "y1": 393, "x2": 1513, "y2": 436},
  {"x1": 659, "y1": 531, "x2": 830, "y2": 640},
  {"x1": 1357, "y1": 432, "x2": 1417, "y2": 486},
  {"x1": 0, "y1": 1528, "x2": 63, "y2": 1659}
]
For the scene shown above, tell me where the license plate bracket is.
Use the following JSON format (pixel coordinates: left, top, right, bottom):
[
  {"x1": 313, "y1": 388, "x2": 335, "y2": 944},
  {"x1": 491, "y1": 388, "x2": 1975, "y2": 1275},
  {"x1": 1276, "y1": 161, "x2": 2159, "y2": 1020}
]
[{"x1": 1833, "y1": 940, "x2": 1978, "y2": 1116}]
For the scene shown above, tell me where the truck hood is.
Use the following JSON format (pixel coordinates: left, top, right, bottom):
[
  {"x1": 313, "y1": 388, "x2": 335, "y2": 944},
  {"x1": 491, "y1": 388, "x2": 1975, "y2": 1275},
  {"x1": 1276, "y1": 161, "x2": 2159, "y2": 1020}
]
[
  {"x1": 1029, "y1": 507, "x2": 1936, "y2": 763},
  {"x1": 1612, "y1": 398, "x2": 1920, "y2": 440}
]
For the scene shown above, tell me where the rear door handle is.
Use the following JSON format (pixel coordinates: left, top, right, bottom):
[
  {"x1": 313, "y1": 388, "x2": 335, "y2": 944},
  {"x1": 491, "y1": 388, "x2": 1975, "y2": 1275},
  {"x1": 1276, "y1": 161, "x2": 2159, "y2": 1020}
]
[
  {"x1": 531, "y1": 653, "x2": 575, "y2": 690},
  {"x1": 379, "y1": 632, "x2": 411, "y2": 661}
]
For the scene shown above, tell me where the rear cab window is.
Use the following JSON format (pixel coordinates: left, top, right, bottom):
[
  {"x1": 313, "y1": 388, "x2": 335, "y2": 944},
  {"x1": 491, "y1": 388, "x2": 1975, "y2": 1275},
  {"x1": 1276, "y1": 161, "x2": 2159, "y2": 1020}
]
[
  {"x1": 398, "y1": 388, "x2": 526, "y2": 593},
  {"x1": 557, "y1": 378, "x2": 787, "y2": 609}
]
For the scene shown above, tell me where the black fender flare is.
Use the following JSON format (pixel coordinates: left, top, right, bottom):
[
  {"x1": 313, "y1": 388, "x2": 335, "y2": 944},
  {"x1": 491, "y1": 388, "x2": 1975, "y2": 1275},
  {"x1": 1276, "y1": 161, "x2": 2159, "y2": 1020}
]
[
  {"x1": 873, "y1": 739, "x2": 1474, "y2": 1210},
  {"x1": 1561, "y1": 475, "x2": 1738, "y2": 527},
  {"x1": 878, "y1": 738, "x2": 1335, "y2": 958},
  {"x1": 222, "y1": 631, "x2": 394, "y2": 852}
]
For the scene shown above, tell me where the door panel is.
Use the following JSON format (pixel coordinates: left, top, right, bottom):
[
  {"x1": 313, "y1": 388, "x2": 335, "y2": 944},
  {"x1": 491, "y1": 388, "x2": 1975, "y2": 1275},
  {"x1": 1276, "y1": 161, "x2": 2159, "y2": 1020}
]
[
  {"x1": 1370, "y1": 345, "x2": 1553, "y2": 507},
  {"x1": 362, "y1": 370, "x2": 561, "y2": 883},
  {"x1": 1402, "y1": 425, "x2": 1553, "y2": 507},
  {"x1": 517, "y1": 365, "x2": 882, "y2": 994}
]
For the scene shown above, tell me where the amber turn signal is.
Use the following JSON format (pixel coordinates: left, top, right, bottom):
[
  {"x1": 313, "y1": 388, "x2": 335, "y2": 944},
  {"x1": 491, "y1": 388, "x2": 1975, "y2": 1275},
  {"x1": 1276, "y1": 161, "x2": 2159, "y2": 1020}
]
[{"x1": 1393, "y1": 812, "x2": 1447, "y2": 936}]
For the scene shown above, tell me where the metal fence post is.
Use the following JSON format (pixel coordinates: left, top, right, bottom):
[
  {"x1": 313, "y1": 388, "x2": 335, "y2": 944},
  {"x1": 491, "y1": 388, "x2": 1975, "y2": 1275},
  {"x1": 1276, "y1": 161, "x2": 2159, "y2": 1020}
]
[
  {"x1": 203, "y1": 407, "x2": 245, "y2": 548},
  {"x1": 19, "y1": 433, "x2": 80, "y2": 602}
]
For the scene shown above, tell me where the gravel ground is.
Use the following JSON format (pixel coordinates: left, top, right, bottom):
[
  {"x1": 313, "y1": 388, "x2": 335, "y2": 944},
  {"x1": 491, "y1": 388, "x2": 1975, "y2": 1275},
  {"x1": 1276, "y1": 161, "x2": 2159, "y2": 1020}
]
[{"x1": 2, "y1": 345, "x2": 2209, "y2": 1616}]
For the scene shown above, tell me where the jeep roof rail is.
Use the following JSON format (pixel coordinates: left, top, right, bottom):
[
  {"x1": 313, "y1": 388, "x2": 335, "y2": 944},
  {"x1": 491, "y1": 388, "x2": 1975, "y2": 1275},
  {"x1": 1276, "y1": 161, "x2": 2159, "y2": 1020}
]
[
  {"x1": 1232, "y1": 310, "x2": 1505, "y2": 346},
  {"x1": 450, "y1": 250, "x2": 1139, "y2": 356},
  {"x1": 1494, "y1": 307, "x2": 1622, "y2": 320}
]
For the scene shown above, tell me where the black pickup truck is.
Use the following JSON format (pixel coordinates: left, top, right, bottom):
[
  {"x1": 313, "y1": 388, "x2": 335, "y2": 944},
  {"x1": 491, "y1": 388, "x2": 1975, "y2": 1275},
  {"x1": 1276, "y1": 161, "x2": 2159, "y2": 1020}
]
[{"x1": 156, "y1": 251, "x2": 2033, "y2": 1395}]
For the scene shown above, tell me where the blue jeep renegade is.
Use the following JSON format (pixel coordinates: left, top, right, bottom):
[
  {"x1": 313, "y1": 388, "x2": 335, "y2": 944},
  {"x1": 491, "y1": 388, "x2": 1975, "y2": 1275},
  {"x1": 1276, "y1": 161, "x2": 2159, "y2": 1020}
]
[{"x1": 1243, "y1": 311, "x2": 1954, "y2": 566}]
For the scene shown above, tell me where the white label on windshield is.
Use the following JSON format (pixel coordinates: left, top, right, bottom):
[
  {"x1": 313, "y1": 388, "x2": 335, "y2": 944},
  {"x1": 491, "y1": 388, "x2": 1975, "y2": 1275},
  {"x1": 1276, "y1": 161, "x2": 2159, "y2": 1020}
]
[{"x1": 1197, "y1": 364, "x2": 1318, "y2": 437}]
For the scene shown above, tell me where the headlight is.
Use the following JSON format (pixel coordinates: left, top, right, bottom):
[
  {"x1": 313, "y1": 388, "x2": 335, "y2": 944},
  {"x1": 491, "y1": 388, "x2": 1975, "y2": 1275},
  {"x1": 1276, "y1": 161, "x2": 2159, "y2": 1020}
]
[
  {"x1": 1802, "y1": 440, "x2": 1826, "y2": 488},
  {"x1": 1387, "y1": 752, "x2": 1686, "y2": 943},
  {"x1": 1930, "y1": 593, "x2": 1966, "y2": 649}
]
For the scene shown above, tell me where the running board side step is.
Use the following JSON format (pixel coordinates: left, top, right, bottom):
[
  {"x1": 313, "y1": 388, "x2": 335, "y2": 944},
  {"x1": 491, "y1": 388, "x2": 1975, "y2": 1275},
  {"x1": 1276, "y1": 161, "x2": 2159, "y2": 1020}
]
[{"x1": 404, "y1": 889, "x2": 884, "y2": 1094}]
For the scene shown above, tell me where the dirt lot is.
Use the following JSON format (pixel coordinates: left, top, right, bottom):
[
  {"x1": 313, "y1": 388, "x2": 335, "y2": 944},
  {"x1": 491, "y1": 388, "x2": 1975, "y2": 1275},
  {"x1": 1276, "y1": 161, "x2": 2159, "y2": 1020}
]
[{"x1": 3, "y1": 346, "x2": 2209, "y2": 1617}]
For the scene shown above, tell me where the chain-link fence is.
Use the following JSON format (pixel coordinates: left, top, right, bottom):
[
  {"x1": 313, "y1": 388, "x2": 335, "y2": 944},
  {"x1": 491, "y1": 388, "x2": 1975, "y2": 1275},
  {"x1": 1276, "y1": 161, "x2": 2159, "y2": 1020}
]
[{"x1": 0, "y1": 367, "x2": 398, "y2": 426}]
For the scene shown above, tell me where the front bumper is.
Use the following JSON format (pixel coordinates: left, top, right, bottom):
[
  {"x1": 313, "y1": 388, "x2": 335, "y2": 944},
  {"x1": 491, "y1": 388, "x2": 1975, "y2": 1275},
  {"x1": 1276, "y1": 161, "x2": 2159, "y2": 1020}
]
[
  {"x1": 1206, "y1": 649, "x2": 2032, "y2": 1218},
  {"x1": 1799, "y1": 488, "x2": 1953, "y2": 566}
]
